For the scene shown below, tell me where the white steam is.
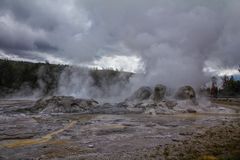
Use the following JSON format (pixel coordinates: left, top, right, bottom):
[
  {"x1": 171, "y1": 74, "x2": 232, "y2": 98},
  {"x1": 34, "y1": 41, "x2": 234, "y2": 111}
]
[
  {"x1": 70, "y1": 0, "x2": 240, "y2": 90},
  {"x1": 1, "y1": 0, "x2": 240, "y2": 99}
]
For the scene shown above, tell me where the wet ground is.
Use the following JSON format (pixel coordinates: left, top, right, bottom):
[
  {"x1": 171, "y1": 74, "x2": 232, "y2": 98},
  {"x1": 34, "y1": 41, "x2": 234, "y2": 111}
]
[{"x1": 0, "y1": 100, "x2": 239, "y2": 160}]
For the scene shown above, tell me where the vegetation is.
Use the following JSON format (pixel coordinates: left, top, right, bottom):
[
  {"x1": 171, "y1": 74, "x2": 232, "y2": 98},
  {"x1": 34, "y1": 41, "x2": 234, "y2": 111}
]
[
  {"x1": 0, "y1": 59, "x2": 66, "y2": 97},
  {"x1": 0, "y1": 59, "x2": 132, "y2": 98},
  {"x1": 208, "y1": 75, "x2": 240, "y2": 98},
  {"x1": 219, "y1": 75, "x2": 240, "y2": 96}
]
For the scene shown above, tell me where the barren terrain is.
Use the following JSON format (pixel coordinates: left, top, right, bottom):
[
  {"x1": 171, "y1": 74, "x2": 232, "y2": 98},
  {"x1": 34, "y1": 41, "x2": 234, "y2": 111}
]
[{"x1": 0, "y1": 99, "x2": 239, "y2": 160}]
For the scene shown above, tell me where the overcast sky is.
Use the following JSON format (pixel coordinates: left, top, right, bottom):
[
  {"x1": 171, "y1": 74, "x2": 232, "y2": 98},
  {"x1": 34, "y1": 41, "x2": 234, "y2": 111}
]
[{"x1": 0, "y1": 0, "x2": 240, "y2": 85}]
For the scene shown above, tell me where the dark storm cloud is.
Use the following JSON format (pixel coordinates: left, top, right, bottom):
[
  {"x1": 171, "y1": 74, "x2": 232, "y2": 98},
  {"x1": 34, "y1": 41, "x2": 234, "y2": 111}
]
[
  {"x1": 33, "y1": 41, "x2": 58, "y2": 52},
  {"x1": 0, "y1": 0, "x2": 59, "y2": 31},
  {"x1": 0, "y1": 0, "x2": 91, "y2": 61},
  {"x1": 1, "y1": 0, "x2": 240, "y2": 88},
  {"x1": 0, "y1": 1, "x2": 59, "y2": 53}
]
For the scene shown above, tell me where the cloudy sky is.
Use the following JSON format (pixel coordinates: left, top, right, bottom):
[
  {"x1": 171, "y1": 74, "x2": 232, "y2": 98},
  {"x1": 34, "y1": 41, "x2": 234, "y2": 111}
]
[{"x1": 0, "y1": 0, "x2": 240, "y2": 85}]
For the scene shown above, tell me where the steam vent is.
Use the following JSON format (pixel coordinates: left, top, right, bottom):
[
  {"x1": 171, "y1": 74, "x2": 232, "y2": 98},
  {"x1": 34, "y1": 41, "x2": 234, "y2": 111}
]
[{"x1": 0, "y1": 0, "x2": 240, "y2": 159}]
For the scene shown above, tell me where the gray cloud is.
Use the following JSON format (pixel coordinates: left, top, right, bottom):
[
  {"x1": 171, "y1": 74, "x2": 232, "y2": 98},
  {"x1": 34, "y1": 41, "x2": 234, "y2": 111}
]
[
  {"x1": 0, "y1": 0, "x2": 89, "y2": 58},
  {"x1": 76, "y1": 0, "x2": 240, "y2": 87},
  {"x1": 0, "y1": 0, "x2": 240, "y2": 90}
]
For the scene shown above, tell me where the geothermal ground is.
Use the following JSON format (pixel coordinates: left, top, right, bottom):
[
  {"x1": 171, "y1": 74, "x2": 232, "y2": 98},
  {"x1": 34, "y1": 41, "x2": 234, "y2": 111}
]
[{"x1": 0, "y1": 98, "x2": 239, "y2": 160}]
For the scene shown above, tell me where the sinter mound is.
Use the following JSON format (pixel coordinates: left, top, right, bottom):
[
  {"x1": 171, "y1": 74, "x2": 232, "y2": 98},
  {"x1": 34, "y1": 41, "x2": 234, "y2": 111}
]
[
  {"x1": 32, "y1": 96, "x2": 98, "y2": 114},
  {"x1": 126, "y1": 86, "x2": 152, "y2": 102},
  {"x1": 151, "y1": 84, "x2": 166, "y2": 102},
  {"x1": 175, "y1": 85, "x2": 198, "y2": 105}
]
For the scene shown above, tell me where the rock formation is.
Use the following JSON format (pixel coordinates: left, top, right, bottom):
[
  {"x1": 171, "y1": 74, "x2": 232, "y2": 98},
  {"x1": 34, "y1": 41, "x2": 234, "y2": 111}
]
[
  {"x1": 151, "y1": 84, "x2": 167, "y2": 102},
  {"x1": 175, "y1": 86, "x2": 198, "y2": 105},
  {"x1": 32, "y1": 96, "x2": 99, "y2": 114},
  {"x1": 126, "y1": 86, "x2": 152, "y2": 102}
]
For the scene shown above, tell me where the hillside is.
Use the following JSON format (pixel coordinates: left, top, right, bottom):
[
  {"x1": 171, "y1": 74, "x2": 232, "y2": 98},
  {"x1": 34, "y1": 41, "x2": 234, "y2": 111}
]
[{"x1": 0, "y1": 59, "x2": 133, "y2": 98}]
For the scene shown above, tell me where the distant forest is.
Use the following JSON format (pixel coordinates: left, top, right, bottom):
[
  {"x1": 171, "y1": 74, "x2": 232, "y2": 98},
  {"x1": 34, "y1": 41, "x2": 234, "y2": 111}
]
[
  {"x1": 1, "y1": 59, "x2": 239, "y2": 98},
  {"x1": 0, "y1": 59, "x2": 132, "y2": 98},
  {"x1": 207, "y1": 75, "x2": 240, "y2": 98}
]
